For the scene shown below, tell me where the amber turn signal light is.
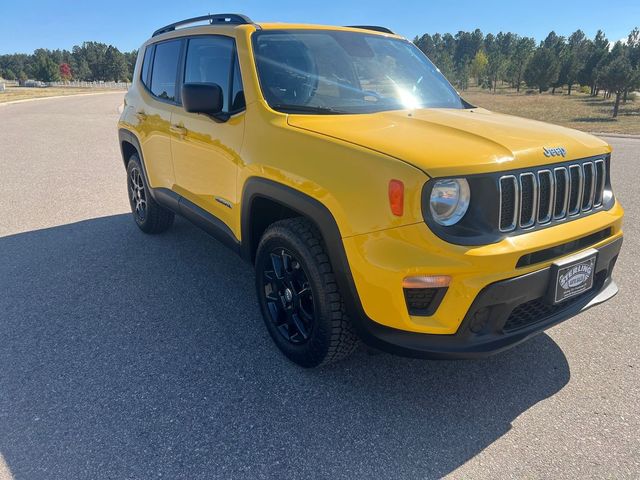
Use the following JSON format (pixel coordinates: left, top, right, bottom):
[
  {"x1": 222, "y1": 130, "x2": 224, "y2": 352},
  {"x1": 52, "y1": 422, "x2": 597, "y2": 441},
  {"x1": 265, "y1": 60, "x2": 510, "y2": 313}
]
[
  {"x1": 402, "y1": 275, "x2": 451, "y2": 289},
  {"x1": 389, "y1": 180, "x2": 404, "y2": 216}
]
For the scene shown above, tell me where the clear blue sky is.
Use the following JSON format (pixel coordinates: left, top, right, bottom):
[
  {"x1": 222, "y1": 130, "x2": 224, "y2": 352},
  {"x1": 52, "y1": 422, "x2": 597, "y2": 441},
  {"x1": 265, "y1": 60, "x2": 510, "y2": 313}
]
[{"x1": 0, "y1": 0, "x2": 638, "y2": 54}]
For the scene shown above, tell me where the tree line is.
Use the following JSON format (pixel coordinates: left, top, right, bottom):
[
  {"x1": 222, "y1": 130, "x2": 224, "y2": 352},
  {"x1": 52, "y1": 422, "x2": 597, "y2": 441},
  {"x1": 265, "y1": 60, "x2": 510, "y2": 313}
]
[
  {"x1": 2, "y1": 29, "x2": 639, "y2": 117},
  {"x1": 0, "y1": 42, "x2": 137, "y2": 84},
  {"x1": 414, "y1": 27, "x2": 640, "y2": 117}
]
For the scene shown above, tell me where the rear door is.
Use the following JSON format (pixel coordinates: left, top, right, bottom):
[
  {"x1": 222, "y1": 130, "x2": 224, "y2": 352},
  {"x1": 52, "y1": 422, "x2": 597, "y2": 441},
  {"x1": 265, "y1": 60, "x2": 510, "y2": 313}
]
[
  {"x1": 137, "y1": 39, "x2": 184, "y2": 190},
  {"x1": 170, "y1": 35, "x2": 246, "y2": 234}
]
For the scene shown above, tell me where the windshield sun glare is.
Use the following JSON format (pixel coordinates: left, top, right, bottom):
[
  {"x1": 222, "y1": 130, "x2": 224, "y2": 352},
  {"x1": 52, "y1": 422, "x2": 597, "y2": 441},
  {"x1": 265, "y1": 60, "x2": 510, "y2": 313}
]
[{"x1": 253, "y1": 30, "x2": 464, "y2": 115}]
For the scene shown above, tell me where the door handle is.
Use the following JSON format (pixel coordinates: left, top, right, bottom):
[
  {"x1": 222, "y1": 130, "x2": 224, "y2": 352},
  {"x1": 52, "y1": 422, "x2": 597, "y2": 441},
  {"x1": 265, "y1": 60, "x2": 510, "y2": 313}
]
[
  {"x1": 135, "y1": 111, "x2": 147, "y2": 121},
  {"x1": 170, "y1": 124, "x2": 188, "y2": 136}
]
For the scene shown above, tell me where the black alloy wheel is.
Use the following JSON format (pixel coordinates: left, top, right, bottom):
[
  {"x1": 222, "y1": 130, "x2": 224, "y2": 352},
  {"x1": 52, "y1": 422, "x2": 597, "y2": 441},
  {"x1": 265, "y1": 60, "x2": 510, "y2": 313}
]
[
  {"x1": 262, "y1": 247, "x2": 316, "y2": 345},
  {"x1": 255, "y1": 218, "x2": 359, "y2": 367}
]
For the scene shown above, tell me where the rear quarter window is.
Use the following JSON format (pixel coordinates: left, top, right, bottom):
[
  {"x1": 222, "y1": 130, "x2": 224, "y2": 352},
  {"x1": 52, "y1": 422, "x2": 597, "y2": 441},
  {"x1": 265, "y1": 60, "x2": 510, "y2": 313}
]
[
  {"x1": 149, "y1": 40, "x2": 182, "y2": 102},
  {"x1": 140, "y1": 46, "x2": 153, "y2": 86}
]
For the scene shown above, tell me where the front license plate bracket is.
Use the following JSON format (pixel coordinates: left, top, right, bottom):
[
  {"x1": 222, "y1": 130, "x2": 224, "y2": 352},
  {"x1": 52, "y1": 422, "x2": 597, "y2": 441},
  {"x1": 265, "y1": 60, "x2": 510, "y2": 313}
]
[{"x1": 548, "y1": 249, "x2": 598, "y2": 305}]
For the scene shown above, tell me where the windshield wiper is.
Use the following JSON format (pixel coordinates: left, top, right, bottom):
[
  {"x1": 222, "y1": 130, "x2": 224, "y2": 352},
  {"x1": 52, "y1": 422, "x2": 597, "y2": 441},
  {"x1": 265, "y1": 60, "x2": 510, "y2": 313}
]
[{"x1": 270, "y1": 104, "x2": 348, "y2": 115}]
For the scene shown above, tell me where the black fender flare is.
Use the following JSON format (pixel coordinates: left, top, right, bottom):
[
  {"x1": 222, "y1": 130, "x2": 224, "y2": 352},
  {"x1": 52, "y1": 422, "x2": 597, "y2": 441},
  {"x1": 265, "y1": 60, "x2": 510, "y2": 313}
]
[
  {"x1": 118, "y1": 128, "x2": 180, "y2": 211},
  {"x1": 118, "y1": 128, "x2": 142, "y2": 169},
  {"x1": 117, "y1": 128, "x2": 160, "y2": 202},
  {"x1": 240, "y1": 177, "x2": 382, "y2": 342},
  {"x1": 240, "y1": 177, "x2": 345, "y2": 263}
]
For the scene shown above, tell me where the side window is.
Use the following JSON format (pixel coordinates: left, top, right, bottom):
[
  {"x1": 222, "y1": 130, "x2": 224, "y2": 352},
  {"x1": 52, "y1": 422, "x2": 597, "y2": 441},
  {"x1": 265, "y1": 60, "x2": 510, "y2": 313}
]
[
  {"x1": 184, "y1": 36, "x2": 236, "y2": 113},
  {"x1": 150, "y1": 40, "x2": 181, "y2": 102},
  {"x1": 140, "y1": 46, "x2": 154, "y2": 87}
]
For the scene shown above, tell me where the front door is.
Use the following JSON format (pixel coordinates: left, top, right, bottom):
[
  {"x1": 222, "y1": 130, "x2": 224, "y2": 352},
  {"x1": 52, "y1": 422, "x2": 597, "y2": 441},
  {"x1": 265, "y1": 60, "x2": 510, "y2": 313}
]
[
  {"x1": 136, "y1": 39, "x2": 183, "y2": 190},
  {"x1": 170, "y1": 35, "x2": 246, "y2": 235}
]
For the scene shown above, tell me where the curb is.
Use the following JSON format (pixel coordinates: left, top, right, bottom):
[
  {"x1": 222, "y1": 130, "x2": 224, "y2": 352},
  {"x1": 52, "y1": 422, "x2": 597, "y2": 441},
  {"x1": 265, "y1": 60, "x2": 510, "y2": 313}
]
[
  {"x1": 590, "y1": 132, "x2": 640, "y2": 140},
  {"x1": 0, "y1": 90, "x2": 125, "y2": 107}
]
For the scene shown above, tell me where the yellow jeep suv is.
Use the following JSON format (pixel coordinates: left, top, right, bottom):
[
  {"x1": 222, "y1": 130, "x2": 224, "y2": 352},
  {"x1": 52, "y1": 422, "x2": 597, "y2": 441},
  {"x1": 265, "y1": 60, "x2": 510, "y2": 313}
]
[{"x1": 118, "y1": 14, "x2": 624, "y2": 367}]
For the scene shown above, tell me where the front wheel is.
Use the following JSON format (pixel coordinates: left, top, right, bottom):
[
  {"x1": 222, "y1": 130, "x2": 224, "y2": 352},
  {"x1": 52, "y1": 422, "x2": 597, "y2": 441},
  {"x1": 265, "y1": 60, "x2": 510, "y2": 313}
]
[{"x1": 255, "y1": 218, "x2": 359, "y2": 367}]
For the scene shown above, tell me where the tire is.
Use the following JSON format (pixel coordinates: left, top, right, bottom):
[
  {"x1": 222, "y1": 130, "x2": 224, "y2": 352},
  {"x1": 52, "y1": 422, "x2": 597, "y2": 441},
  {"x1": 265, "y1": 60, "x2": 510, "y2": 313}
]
[
  {"x1": 126, "y1": 154, "x2": 174, "y2": 234},
  {"x1": 255, "y1": 217, "x2": 359, "y2": 367}
]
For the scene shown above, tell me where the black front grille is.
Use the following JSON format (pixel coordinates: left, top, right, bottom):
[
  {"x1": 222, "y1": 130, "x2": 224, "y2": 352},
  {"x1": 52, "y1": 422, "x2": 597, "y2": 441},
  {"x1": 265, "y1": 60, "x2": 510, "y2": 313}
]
[
  {"x1": 503, "y1": 272, "x2": 606, "y2": 332},
  {"x1": 499, "y1": 177, "x2": 517, "y2": 231},
  {"x1": 594, "y1": 161, "x2": 606, "y2": 206},
  {"x1": 538, "y1": 171, "x2": 552, "y2": 222},
  {"x1": 568, "y1": 165, "x2": 582, "y2": 214},
  {"x1": 499, "y1": 158, "x2": 607, "y2": 233},
  {"x1": 554, "y1": 169, "x2": 568, "y2": 217},
  {"x1": 520, "y1": 174, "x2": 536, "y2": 227},
  {"x1": 582, "y1": 163, "x2": 594, "y2": 210}
]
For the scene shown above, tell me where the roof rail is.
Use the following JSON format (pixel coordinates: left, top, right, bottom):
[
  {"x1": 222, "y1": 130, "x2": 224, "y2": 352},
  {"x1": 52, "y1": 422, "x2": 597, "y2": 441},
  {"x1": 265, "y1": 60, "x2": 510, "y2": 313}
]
[
  {"x1": 346, "y1": 25, "x2": 395, "y2": 34},
  {"x1": 152, "y1": 14, "x2": 255, "y2": 37}
]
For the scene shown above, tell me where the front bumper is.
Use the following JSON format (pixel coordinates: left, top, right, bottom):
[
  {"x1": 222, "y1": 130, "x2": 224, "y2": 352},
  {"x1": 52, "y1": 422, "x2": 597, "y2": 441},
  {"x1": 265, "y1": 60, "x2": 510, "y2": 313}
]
[
  {"x1": 352, "y1": 236, "x2": 622, "y2": 359},
  {"x1": 343, "y1": 202, "x2": 624, "y2": 334}
]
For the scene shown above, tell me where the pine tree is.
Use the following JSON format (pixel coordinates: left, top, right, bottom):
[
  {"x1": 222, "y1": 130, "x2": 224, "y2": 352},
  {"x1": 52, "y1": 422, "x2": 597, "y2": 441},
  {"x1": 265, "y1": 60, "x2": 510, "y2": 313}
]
[
  {"x1": 524, "y1": 46, "x2": 560, "y2": 93},
  {"x1": 507, "y1": 36, "x2": 535, "y2": 92},
  {"x1": 32, "y1": 49, "x2": 60, "y2": 82}
]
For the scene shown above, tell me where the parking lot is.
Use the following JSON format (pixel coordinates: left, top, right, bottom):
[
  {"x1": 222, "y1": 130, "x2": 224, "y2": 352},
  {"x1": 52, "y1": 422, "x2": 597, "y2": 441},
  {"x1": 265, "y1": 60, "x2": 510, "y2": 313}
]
[{"x1": 0, "y1": 92, "x2": 638, "y2": 479}]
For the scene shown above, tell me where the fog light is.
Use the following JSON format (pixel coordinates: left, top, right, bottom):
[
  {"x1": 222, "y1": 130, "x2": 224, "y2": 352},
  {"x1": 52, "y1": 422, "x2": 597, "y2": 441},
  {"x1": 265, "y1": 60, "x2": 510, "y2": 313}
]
[
  {"x1": 470, "y1": 307, "x2": 490, "y2": 333},
  {"x1": 402, "y1": 275, "x2": 451, "y2": 289}
]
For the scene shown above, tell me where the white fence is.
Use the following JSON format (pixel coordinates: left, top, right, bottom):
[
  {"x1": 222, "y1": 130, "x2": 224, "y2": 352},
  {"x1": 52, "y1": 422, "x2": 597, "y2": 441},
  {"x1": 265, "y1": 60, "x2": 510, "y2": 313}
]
[
  {"x1": 46, "y1": 81, "x2": 131, "y2": 89},
  {"x1": 0, "y1": 80, "x2": 130, "y2": 89}
]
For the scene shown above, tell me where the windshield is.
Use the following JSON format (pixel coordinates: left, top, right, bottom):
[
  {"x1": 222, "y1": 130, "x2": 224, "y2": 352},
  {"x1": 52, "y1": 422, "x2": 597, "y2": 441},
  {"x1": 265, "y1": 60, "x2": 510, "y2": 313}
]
[{"x1": 253, "y1": 30, "x2": 464, "y2": 114}]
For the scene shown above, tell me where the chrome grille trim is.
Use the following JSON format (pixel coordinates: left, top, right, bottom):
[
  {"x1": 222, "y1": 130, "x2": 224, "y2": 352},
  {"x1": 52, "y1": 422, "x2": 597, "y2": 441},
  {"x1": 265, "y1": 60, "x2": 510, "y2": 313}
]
[
  {"x1": 537, "y1": 170, "x2": 554, "y2": 224},
  {"x1": 499, "y1": 175, "x2": 519, "y2": 232},
  {"x1": 498, "y1": 157, "x2": 607, "y2": 235},
  {"x1": 519, "y1": 172, "x2": 537, "y2": 229}
]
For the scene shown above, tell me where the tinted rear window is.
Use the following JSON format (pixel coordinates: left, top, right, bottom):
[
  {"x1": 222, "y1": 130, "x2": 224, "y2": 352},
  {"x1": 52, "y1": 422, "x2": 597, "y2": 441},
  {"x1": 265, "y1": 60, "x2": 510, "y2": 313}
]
[
  {"x1": 150, "y1": 40, "x2": 181, "y2": 102},
  {"x1": 140, "y1": 46, "x2": 153, "y2": 86}
]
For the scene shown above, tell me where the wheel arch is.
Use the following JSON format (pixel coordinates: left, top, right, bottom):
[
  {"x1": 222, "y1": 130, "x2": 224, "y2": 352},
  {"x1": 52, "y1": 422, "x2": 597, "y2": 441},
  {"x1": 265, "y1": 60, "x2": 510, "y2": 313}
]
[
  {"x1": 118, "y1": 128, "x2": 168, "y2": 211},
  {"x1": 240, "y1": 178, "x2": 343, "y2": 264},
  {"x1": 118, "y1": 128, "x2": 143, "y2": 169},
  {"x1": 240, "y1": 176, "x2": 389, "y2": 351}
]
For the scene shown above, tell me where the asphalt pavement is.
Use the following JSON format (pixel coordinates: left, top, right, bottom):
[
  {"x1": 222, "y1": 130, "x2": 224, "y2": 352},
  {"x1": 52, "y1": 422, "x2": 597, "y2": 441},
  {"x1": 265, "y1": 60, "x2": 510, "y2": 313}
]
[{"x1": 0, "y1": 93, "x2": 638, "y2": 479}]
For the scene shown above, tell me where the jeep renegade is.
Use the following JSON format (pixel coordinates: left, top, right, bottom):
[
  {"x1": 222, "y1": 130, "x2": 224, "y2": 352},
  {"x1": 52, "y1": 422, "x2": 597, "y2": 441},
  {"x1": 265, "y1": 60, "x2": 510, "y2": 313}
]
[{"x1": 118, "y1": 14, "x2": 624, "y2": 367}]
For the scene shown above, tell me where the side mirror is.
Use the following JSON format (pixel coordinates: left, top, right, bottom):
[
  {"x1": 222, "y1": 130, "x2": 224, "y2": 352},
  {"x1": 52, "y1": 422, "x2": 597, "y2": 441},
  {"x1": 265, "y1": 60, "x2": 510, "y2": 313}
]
[{"x1": 182, "y1": 83, "x2": 227, "y2": 120}]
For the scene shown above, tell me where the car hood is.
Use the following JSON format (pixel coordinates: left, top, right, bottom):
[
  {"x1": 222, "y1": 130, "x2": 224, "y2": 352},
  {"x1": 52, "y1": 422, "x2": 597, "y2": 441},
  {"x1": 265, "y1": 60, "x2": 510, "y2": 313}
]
[{"x1": 287, "y1": 107, "x2": 611, "y2": 178}]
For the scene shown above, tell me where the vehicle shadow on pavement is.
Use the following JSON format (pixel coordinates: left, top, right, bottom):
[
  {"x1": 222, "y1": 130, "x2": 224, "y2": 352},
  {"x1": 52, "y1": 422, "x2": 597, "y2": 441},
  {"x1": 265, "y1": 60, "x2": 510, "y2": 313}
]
[{"x1": 0, "y1": 214, "x2": 570, "y2": 480}]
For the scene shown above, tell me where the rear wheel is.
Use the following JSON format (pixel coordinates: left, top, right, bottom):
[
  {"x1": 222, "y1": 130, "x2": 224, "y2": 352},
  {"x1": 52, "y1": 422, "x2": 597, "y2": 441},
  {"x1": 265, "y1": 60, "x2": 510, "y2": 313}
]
[
  {"x1": 126, "y1": 154, "x2": 174, "y2": 234},
  {"x1": 255, "y1": 218, "x2": 359, "y2": 367}
]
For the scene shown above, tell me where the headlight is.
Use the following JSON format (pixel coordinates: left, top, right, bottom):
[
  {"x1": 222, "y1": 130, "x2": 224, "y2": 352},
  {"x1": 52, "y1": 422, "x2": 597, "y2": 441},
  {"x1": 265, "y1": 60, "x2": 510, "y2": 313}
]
[{"x1": 429, "y1": 179, "x2": 470, "y2": 226}]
